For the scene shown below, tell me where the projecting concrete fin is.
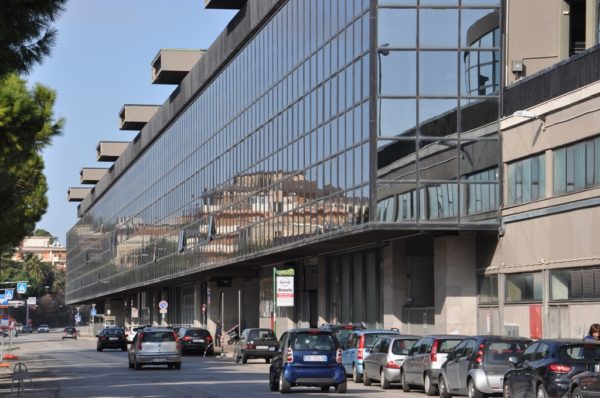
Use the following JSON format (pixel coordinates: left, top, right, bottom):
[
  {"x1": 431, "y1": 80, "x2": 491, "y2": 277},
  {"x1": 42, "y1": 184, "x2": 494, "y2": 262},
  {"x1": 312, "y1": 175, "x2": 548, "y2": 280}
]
[{"x1": 151, "y1": 49, "x2": 206, "y2": 85}]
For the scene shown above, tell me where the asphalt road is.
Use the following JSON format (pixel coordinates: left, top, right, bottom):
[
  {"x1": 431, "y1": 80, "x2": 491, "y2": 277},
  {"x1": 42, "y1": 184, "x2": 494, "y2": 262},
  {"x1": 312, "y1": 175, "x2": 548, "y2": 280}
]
[{"x1": 0, "y1": 331, "x2": 432, "y2": 398}]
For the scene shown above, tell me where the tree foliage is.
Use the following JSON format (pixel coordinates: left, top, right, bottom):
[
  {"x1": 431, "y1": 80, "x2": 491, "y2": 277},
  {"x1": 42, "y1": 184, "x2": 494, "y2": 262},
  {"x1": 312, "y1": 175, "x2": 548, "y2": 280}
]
[
  {"x1": 0, "y1": 74, "x2": 64, "y2": 248},
  {"x1": 0, "y1": 0, "x2": 67, "y2": 76}
]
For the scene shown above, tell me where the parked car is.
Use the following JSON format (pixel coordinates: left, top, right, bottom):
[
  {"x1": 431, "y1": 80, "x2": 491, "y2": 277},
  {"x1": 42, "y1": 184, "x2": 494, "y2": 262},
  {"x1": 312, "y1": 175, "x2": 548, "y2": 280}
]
[
  {"x1": 363, "y1": 334, "x2": 420, "y2": 389},
  {"x1": 438, "y1": 335, "x2": 531, "y2": 398},
  {"x1": 566, "y1": 365, "x2": 600, "y2": 398},
  {"x1": 177, "y1": 327, "x2": 213, "y2": 356},
  {"x1": 342, "y1": 329, "x2": 401, "y2": 383},
  {"x1": 503, "y1": 339, "x2": 600, "y2": 398},
  {"x1": 128, "y1": 327, "x2": 181, "y2": 370},
  {"x1": 234, "y1": 328, "x2": 278, "y2": 364},
  {"x1": 62, "y1": 327, "x2": 78, "y2": 340},
  {"x1": 37, "y1": 324, "x2": 50, "y2": 333},
  {"x1": 22, "y1": 325, "x2": 33, "y2": 333},
  {"x1": 400, "y1": 334, "x2": 466, "y2": 395},
  {"x1": 320, "y1": 323, "x2": 365, "y2": 347},
  {"x1": 268, "y1": 328, "x2": 346, "y2": 393},
  {"x1": 96, "y1": 327, "x2": 127, "y2": 351}
]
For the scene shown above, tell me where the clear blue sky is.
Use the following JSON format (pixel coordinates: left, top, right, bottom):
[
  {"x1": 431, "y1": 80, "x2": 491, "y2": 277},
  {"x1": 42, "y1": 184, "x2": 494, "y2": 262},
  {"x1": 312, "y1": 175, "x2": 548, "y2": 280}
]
[{"x1": 27, "y1": 1, "x2": 236, "y2": 245}]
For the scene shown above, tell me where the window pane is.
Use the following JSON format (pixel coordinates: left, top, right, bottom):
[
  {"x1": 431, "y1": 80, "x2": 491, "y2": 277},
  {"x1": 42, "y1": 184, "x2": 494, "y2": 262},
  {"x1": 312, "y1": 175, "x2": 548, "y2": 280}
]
[
  {"x1": 419, "y1": 51, "x2": 458, "y2": 96},
  {"x1": 380, "y1": 51, "x2": 417, "y2": 96},
  {"x1": 378, "y1": 8, "x2": 417, "y2": 48},
  {"x1": 419, "y1": 9, "x2": 458, "y2": 48}
]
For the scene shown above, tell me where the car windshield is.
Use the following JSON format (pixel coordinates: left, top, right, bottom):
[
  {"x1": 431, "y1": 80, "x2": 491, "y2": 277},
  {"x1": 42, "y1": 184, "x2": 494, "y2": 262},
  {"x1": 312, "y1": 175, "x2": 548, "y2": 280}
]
[
  {"x1": 562, "y1": 344, "x2": 600, "y2": 362},
  {"x1": 292, "y1": 332, "x2": 336, "y2": 351},
  {"x1": 438, "y1": 339, "x2": 463, "y2": 353},
  {"x1": 103, "y1": 328, "x2": 124, "y2": 336},
  {"x1": 391, "y1": 339, "x2": 418, "y2": 355},
  {"x1": 484, "y1": 340, "x2": 529, "y2": 363},
  {"x1": 185, "y1": 329, "x2": 210, "y2": 338},
  {"x1": 364, "y1": 333, "x2": 397, "y2": 347},
  {"x1": 335, "y1": 329, "x2": 354, "y2": 344},
  {"x1": 248, "y1": 329, "x2": 275, "y2": 340},
  {"x1": 142, "y1": 331, "x2": 176, "y2": 342}
]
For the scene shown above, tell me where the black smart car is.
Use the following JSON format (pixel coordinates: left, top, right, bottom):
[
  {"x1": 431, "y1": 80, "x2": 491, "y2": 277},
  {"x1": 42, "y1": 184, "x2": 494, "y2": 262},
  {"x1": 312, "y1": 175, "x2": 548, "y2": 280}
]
[
  {"x1": 177, "y1": 327, "x2": 214, "y2": 356},
  {"x1": 503, "y1": 339, "x2": 600, "y2": 398},
  {"x1": 96, "y1": 327, "x2": 127, "y2": 351}
]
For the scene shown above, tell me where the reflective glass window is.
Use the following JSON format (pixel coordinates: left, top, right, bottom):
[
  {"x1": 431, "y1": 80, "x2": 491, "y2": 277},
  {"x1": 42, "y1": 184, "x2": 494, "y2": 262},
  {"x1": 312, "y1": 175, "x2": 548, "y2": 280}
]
[
  {"x1": 419, "y1": 9, "x2": 458, "y2": 48},
  {"x1": 378, "y1": 8, "x2": 417, "y2": 48}
]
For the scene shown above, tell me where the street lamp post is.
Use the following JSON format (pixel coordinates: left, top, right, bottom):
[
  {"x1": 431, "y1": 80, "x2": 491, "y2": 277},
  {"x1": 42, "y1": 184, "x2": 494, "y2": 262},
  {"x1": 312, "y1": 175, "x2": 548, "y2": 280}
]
[{"x1": 377, "y1": 43, "x2": 390, "y2": 137}]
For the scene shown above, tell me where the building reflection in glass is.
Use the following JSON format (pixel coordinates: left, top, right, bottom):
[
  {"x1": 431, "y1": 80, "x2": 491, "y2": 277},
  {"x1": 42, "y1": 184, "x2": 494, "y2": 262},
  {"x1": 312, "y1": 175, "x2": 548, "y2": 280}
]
[{"x1": 375, "y1": 2, "x2": 501, "y2": 225}]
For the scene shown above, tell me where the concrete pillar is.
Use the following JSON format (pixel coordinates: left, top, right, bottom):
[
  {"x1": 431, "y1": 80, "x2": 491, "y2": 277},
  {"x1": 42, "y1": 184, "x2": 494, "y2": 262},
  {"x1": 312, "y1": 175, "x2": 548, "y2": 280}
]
[
  {"x1": 383, "y1": 239, "x2": 408, "y2": 330},
  {"x1": 193, "y1": 280, "x2": 203, "y2": 327},
  {"x1": 434, "y1": 234, "x2": 478, "y2": 335},
  {"x1": 109, "y1": 298, "x2": 126, "y2": 327},
  {"x1": 317, "y1": 256, "x2": 328, "y2": 327}
]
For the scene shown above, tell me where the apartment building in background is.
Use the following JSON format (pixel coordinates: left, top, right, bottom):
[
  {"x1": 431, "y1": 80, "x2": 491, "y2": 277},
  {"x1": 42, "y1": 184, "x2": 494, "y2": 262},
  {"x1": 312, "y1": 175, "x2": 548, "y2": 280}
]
[{"x1": 13, "y1": 236, "x2": 67, "y2": 269}]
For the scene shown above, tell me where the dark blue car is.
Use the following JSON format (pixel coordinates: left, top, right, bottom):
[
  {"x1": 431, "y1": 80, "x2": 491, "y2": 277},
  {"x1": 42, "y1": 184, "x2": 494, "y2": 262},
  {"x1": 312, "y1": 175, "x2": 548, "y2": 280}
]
[
  {"x1": 269, "y1": 328, "x2": 347, "y2": 393},
  {"x1": 503, "y1": 339, "x2": 600, "y2": 398}
]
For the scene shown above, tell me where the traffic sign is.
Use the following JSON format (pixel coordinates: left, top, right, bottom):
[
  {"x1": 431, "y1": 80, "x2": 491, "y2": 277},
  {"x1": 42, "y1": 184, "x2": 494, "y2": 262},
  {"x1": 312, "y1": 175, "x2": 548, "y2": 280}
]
[
  {"x1": 4, "y1": 289, "x2": 13, "y2": 300},
  {"x1": 0, "y1": 294, "x2": 6, "y2": 305},
  {"x1": 158, "y1": 300, "x2": 168, "y2": 310},
  {"x1": 90, "y1": 308, "x2": 97, "y2": 317},
  {"x1": 159, "y1": 308, "x2": 167, "y2": 314},
  {"x1": 74, "y1": 313, "x2": 81, "y2": 323},
  {"x1": 16, "y1": 282, "x2": 27, "y2": 294}
]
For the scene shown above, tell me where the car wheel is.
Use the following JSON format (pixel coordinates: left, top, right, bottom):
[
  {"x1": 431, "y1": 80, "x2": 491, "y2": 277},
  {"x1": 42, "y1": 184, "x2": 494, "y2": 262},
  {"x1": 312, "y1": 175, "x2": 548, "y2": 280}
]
[
  {"x1": 168, "y1": 364, "x2": 174, "y2": 369},
  {"x1": 402, "y1": 370, "x2": 411, "y2": 392},
  {"x1": 234, "y1": 355, "x2": 241, "y2": 364},
  {"x1": 335, "y1": 381, "x2": 347, "y2": 393},
  {"x1": 279, "y1": 371, "x2": 291, "y2": 393},
  {"x1": 352, "y1": 364, "x2": 363, "y2": 383},
  {"x1": 425, "y1": 373, "x2": 438, "y2": 396},
  {"x1": 269, "y1": 370, "x2": 279, "y2": 391},
  {"x1": 572, "y1": 387, "x2": 583, "y2": 398},
  {"x1": 503, "y1": 382, "x2": 512, "y2": 398},
  {"x1": 381, "y1": 369, "x2": 390, "y2": 390},
  {"x1": 265, "y1": 358, "x2": 271, "y2": 364},
  {"x1": 242, "y1": 354, "x2": 248, "y2": 364},
  {"x1": 174, "y1": 363, "x2": 181, "y2": 370},
  {"x1": 537, "y1": 384, "x2": 548, "y2": 398},
  {"x1": 439, "y1": 376, "x2": 452, "y2": 398},
  {"x1": 363, "y1": 367, "x2": 372, "y2": 386},
  {"x1": 97, "y1": 346, "x2": 102, "y2": 352},
  {"x1": 321, "y1": 386, "x2": 330, "y2": 392},
  {"x1": 468, "y1": 379, "x2": 484, "y2": 398},
  {"x1": 134, "y1": 359, "x2": 142, "y2": 370}
]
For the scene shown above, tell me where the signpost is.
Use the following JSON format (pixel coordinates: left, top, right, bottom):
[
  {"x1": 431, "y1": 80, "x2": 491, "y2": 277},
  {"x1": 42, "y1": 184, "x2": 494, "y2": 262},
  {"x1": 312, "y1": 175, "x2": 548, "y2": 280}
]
[
  {"x1": 272, "y1": 267, "x2": 295, "y2": 336},
  {"x1": 16, "y1": 282, "x2": 27, "y2": 294},
  {"x1": 158, "y1": 300, "x2": 168, "y2": 325}
]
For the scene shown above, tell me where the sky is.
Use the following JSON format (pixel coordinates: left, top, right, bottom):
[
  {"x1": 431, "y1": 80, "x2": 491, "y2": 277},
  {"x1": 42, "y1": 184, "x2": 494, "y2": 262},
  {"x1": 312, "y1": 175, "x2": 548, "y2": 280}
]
[{"x1": 27, "y1": 0, "x2": 237, "y2": 245}]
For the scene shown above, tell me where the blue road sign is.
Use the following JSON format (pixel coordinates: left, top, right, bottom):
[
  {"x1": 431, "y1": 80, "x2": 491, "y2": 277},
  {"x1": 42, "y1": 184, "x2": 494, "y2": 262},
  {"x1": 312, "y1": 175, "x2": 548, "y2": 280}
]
[
  {"x1": 16, "y1": 282, "x2": 27, "y2": 294},
  {"x1": 4, "y1": 289, "x2": 13, "y2": 300},
  {"x1": 74, "y1": 313, "x2": 81, "y2": 323},
  {"x1": 0, "y1": 294, "x2": 6, "y2": 304},
  {"x1": 90, "y1": 308, "x2": 97, "y2": 317}
]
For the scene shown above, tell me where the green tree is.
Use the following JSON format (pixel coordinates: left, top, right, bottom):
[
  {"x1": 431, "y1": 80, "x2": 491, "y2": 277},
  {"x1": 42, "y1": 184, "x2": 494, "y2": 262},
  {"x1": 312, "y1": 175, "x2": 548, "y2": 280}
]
[
  {"x1": 0, "y1": 0, "x2": 66, "y2": 77},
  {"x1": 0, "y1": 74, "x2": 64, "y2": 248}
]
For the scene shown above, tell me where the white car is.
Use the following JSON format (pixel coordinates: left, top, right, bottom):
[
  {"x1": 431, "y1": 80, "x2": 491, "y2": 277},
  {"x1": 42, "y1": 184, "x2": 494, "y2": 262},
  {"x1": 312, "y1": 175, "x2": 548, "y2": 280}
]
[
  {"x1": 125, "y1": 325, "x2": 143, "y2": 342},
  {"x1": 37, "y1": 324, "x2": 50, "y2": 333}
]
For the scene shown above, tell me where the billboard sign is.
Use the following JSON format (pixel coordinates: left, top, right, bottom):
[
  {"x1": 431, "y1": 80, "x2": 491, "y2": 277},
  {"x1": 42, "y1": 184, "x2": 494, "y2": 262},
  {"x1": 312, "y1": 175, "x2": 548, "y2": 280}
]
[{"x1": 276, "y1": 276, "x2": 294, "y2": 307}]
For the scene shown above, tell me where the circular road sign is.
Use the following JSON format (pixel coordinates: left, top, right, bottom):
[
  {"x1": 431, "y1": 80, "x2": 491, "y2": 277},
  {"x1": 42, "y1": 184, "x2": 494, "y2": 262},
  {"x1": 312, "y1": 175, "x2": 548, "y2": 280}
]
[{"x1": 158, "y1": 300, "x2": 168, "y2": 310}]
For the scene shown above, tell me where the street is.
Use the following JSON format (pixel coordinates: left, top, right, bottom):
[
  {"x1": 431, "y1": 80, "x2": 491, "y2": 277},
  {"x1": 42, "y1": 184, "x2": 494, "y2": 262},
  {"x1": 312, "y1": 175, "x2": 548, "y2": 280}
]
[{"x1": 0, "y1": 331, "x2": 431, "y2": 398}]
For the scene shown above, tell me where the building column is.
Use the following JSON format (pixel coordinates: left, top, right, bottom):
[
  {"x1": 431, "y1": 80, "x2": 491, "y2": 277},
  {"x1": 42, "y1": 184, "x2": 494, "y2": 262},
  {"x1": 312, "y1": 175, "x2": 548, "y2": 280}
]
[
  {"x1": 382, "y1": 239, "x2": 408, "y2": 330},
  {"x1": 434, "y1": 234, "x2": 478, "y2": 335},
  {"x1": 317, "y1": 256, "x2": 328, "y2": 327}
]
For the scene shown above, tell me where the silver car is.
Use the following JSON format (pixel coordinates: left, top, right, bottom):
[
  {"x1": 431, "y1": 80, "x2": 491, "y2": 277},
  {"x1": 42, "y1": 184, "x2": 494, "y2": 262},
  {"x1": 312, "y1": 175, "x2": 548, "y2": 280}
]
[
  {"x1": 127, "y1": 327, "x2": 181, "y2": 370},
  {"x1": 401, "y1": 334, "x2": 466, "y2": 395},
  {"x1": 363, "y1": 335, "x2": 420, "y2": 389}
]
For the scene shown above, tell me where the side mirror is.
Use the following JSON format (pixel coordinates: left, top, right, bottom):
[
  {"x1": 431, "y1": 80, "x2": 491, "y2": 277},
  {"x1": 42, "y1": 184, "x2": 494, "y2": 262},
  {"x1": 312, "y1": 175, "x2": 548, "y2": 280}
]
[{"x1": 508, "y1": 356, "x2": 518, "y2": 366}]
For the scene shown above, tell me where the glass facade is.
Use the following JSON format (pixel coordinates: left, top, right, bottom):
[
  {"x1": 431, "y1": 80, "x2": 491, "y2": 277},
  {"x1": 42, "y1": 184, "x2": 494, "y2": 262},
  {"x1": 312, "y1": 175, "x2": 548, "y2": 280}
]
[
  {"x1": 66, "y1": 0, "x2": 502, "y2": 303},
  {"x1": 376, "y1": 0, "x2": 501, "y2": 225},
  {"x1": 67, "y1": 0, "x2": 371, "y2": 302}
]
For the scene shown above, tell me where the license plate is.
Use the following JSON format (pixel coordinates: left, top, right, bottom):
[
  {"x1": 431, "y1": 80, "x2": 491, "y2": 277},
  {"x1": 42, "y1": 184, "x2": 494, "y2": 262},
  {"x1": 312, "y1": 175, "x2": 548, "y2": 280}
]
[
  {"x1": 109, "y1": 337, "x2": 118, "y2": 341},
  {"x1": 193, "y1": 339, "x2": 204, "y2": 343},
  {"x1": 256, "y1": 346, "x2": 268, "y2": 350},
  {"x1": 152, "y1": 358, "x2": 167, "y2": 363},
  {"x1": 303, "y1": 355, "x2": 327, "y2": 362}
]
